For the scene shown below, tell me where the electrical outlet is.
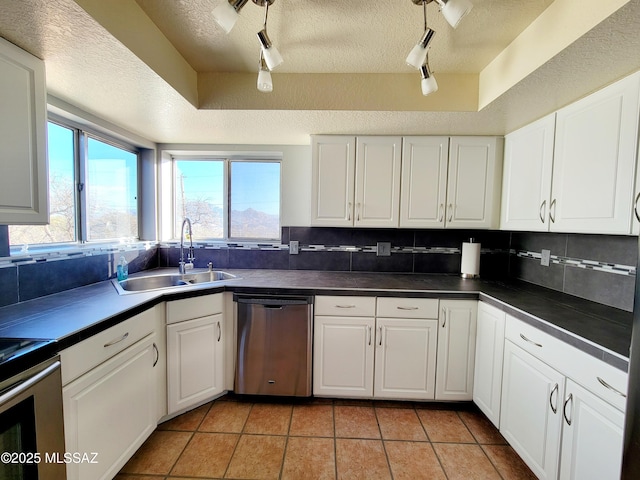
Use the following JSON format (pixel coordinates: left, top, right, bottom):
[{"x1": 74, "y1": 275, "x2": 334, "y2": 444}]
[
  {"x1": 377, "y1": 242, "x2": 391, "y2": 257},
  {"x1": 541, "y1": 249, "x2": 551, "y2": 267},
  {"x1": 289, "y1": 240, "x2": 299, "y2": 255}
]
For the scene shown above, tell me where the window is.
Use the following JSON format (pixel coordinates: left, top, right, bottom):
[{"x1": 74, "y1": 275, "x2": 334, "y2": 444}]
[
  {"x1": 86, "y1": 137, "x2": 138, "y2": 240},
  {"x1": 9, "y1": 121, "x2": 139, "y2": 248},
  {"x1": 173, "y1": 158, "x2": 280, "y2": 240},
  {"x1": 8, "y1": 122, "x2": 76, "y2": 245}
]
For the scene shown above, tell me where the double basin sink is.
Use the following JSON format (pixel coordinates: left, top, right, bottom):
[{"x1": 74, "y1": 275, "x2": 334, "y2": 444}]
[{"x1": 113, "y1": 269, "x2": 238, "y2": 295}]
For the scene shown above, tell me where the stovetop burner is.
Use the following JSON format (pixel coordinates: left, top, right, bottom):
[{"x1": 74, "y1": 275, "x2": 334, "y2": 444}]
[{"x1": 0, "y1": 338, "x2": 54, "y2": 365}]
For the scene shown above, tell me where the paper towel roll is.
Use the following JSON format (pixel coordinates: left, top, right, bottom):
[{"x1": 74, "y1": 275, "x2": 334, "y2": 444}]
[{"x1": 461, "y1": 241, "x2": 481, "y2": 278}]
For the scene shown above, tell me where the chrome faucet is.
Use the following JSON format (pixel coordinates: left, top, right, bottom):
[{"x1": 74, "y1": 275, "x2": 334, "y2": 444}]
[{"x1": 178, "y1": 217, "x2": 194, "y2": 274}]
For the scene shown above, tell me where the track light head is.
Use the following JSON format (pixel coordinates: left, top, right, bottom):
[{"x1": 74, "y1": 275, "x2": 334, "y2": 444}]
[
  {"x1": 435, "y1": 0, "x2": 473, "y2": 28},
  {"x1": 420, "y1": 64, "x2": 438, "y2": 96},
  {"x1": 212, "y1": 0, "x2": 249, "y2": 34},
  {"x1": 257, "y1": 29, "x2": 283, "y2": 70},
  {"x1": 406, "y1": 28, "x2": 436, "y2": 69}
]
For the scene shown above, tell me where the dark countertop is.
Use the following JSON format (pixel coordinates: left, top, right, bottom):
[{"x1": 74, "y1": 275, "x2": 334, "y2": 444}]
[{"x1": 0, "y1": 268, "x2": 632, "y2": 374}]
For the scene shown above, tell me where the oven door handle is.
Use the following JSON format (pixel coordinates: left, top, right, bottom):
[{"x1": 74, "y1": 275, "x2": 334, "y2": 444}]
[{"x1": 0, "y1": 361, "x2": 61, "y2": 405}]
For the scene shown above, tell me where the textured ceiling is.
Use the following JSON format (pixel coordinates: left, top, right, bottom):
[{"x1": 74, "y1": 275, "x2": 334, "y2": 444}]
[
  {"x1": 134, "y1": 0, "x2": 553, "y2": 74},
  {"x1": 0, "y1": 0, "x2": 638, "y2": 145}
]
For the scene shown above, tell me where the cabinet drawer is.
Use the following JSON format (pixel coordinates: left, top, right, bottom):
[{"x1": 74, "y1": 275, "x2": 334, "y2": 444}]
[
  {"x1": 60, "y1": 306, "x2": 156, "y2": 385},
  {"x1": 505, "y1": 315, "x2": 627, "y2": 411},
  {"x1": 376, "y1": 297, "x2": 439, "y2": 319},
  {"x1": 315, "y1": 296, "x2": 376, "y2": 317},
  {"x1": 166, "y1": 293, "x2": 223, "y2": 324}
]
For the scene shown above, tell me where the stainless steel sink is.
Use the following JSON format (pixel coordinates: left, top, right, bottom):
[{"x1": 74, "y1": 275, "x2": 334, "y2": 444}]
[{"x1": 112, "y1": 270, "x2": 238, "y2": 294}]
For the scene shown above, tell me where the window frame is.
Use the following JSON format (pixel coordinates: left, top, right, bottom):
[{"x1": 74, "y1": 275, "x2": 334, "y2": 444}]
[
  {"x1": 170, "y1": 155, "x2": 282, "y2": 242},
  {"x1": 8, "y1": 115, "x2": 142, "y2": 250}
]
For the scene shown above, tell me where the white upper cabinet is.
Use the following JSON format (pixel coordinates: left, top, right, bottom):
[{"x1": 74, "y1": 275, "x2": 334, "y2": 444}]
[
  {"x1": 501, "y1": 114, "x2": 556, "y2": 231},
  {"x1": 311, "y1": 135, "x2": 401, "y2": 228},
  {"x1": 446, "y1": 137, "x2": 503, "y2": 229},
  {"x1": 0, "y1": 37, "x2": 48, "y2": 225},
  {"x1": 400, "y1": 136, "x2": 449, "y2": 228},
  {"x1": 553, "y1": 73, "x2": 640, "y2": 234},
  {"x1": 312, "y1": 134, "x2": 502, "y2": 230},
  {"x1": 311, "y1": 135, "x2": 356, "y2": 227},
  {"x1": 354, "y1": 136, "x2": 402, "y2": 227}
]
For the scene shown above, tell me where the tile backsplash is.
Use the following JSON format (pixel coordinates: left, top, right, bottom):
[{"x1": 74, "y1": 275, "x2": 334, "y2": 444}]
[
  {"x1": 0, "y1": 227, "x2": 637, "y2": 312},
  {"x1": 509, "y1": 232, "x2": 637, "y2": 312}
]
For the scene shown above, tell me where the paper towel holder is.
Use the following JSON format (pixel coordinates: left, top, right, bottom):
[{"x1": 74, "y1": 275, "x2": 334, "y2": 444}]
[{"x1": 461, "y1": 238, "x2": 481, "y2": 279}]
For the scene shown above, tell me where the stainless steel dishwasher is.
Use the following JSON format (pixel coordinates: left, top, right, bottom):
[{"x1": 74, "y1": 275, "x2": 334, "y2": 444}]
[{"x1": 234, "y1": 294, "x2": 313, "y2": 397}]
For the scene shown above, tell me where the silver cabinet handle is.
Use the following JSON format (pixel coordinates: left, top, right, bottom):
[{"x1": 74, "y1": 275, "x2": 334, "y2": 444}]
[
  {"x1": 356, "y1": 202, "x2": 361, "y2": 221},
  {"x1": 563, "y1": 393, "x2": 573, "y2": 425},
  {"x1": 520, "y1": 333, "x2": 542, "y2": 348},
  {"x1": 348, "y1": 202, "x2": 352, "y2": 221},
  {"x1": 153, "y1": 342, "x2": 159, "y2": 367},
  {"x1": 448, "y1": 203, "x2": 454, "y2": 222},
  {"x1": 438, "y1": 204, "x2": 444, "y2": 222},
  {"x1": 634, "y1": 192, "x2": 640, "y2": 222},
  {"x1": 104, "y1": 332, "x2": 129, "y2": 348},
  {"x1": 441, "y1": 307, "x2": 447, "y2": 328},
  {"x1": 217, "y1": 321, "x2": 222, "y2": 342},
  {"x1": 539, "y1": 200, "x2": 547, "y2": 224},
  {"x1": 378, "y1": 326, "x2": 383, "y2": 346},
  {"x1": 397, "y1": 306, "x2": 419, "y2": 311},
  {"x1": 336, "y1": 304, "x2": 356, "y2": 309},
  {"x1": 597, "y1": 376, "x2": 627, "y2": 398},
  {"x1": 367, "y1": 325, "x2": 372, "y2": 346},
  {"x1": 549, "y1": 199, "x2": 557, "y2": 223},
  {"x1": 550, "y1": 383, "x2": 559, "y2": 414}
]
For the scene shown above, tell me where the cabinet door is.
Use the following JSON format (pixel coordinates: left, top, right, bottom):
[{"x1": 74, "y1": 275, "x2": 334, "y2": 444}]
[
  {"x1": 435, "y1": 300, "x2": 477, "y2": 401},
  {"x1": 473, "y1": 302, "x2": 506, "y2": 427},
  {"x1": 167, "y1": 313, "x2": 224, "y2": 414},
  {"x1": 63, "y1": 335, "x2": 156, "y2": 480},
  {"x1": 559, "y1": 379, "x2": 624, "y2": 480},
  {"x1": 501, "y1": 114, "x2": 556, "y2": 231},
  {"x1": 313, "y1": 315, "x2": 375, "y2": 398},
  {"x1": 311, "y1": 135, "x2": 356, "y2": 226},
  {"x1": 399, "y1": 136, "x2": 449, "y2": 228},
  {"x1": 500, "y1": 340, "x2": 564, "y2": 480},
  {"x1": 374, "y1": 318, "x2": 438, "y2": 400},
  {"x1": 0, "y1": 37, "x2": 48, "y2": 224},
  {"x1": 551, "y1": 72, "x2": 640, "y2": 234},
  {"x1": 354, "y1": 136, "x2": 402, "y2": 227},
  {"x1": 446, "y1": 137, "x2": 502, "y2": 229}
]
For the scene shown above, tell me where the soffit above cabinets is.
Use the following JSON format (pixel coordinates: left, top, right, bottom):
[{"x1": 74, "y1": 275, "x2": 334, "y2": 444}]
[{"x1": 0, "y1": 0, "x2": 638, "y2": 144}]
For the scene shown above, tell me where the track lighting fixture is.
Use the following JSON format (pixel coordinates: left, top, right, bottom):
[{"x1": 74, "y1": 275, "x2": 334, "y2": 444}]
[
  {"x1": 213, "y1": 0, "x2": 282, "y2": 93},
  {"x1": 408, "y1": 0, "x2": 472, "y2": 95}
]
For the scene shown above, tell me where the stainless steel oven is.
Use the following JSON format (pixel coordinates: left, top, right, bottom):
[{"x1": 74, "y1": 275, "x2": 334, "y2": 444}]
[{"x1": 0, "y1": 355, "x2": 66, "y2": 479}]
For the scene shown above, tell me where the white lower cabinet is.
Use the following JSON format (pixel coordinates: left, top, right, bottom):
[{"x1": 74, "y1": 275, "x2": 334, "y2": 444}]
[
  {"x1": 500, "y1": 340, "x2": 565, "y2": 480},
  {"x1": 63, "y1": 334, "x2": 157, "y2": 480},
  {"x1": 500, "y1": 315, "x2": 627, "y2": 480},
  {"x1": 61, "y1": 307, "x2": 161, "y2": 480},
  {"x1": 559, "y1": 379, "x2": 625, "y2": 480},
  {"x1": 166, "y1": 294, "x2": 225, "y2": 415},
  {"x1": 374, "y1": 317, "x2": 438, "y2": 399},
  {"x1": 473, "y1": 302, "x2": 506, "y2": 427},
  {"x1": 313, "y1": 314, "x2": 376, "y2": 397},
  {"x1": 435, "y1": 300, "x2": 477, "y2": 401},
  {"x1": 313, "y1": 296, "x2": 447, "y2": 400}
]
